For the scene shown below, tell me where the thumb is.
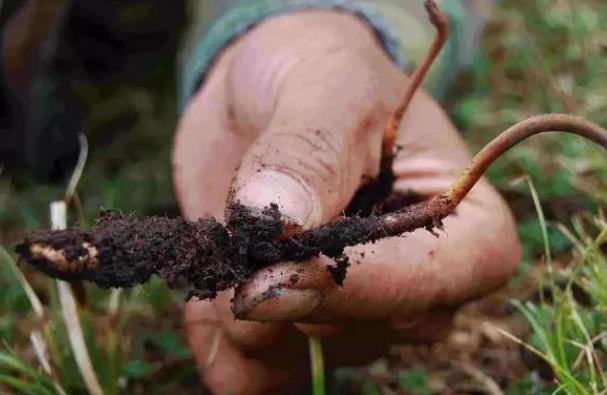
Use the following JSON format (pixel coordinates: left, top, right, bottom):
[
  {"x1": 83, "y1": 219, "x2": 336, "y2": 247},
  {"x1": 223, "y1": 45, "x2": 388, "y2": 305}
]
[{"x1": 229, "y1": 49, "x2": 394, "y2": 228}]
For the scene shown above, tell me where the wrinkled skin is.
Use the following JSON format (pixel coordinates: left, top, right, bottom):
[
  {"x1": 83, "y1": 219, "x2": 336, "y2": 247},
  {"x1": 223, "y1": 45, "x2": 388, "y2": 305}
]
[{"x1": 173, "y1": 10, "x2": 521, "y2": 395}]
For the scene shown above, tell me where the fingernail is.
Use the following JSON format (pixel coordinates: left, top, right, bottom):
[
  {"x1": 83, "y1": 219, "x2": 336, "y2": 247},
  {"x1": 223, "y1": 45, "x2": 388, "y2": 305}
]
[
  {"x1": 233, "y1": 287, "x2": 322, "y2": 321},
  {"x1": 235, "y1": 170, "x2": 319, "y2": 227}
]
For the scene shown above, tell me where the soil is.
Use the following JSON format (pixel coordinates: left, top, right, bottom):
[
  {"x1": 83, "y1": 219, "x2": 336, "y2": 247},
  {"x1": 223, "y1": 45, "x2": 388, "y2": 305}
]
[
  {"x1": 16, "y1": 171, "x2": 440, "y2": 299},
  {"x1": 17, "y1": 209, "x2": 253, "y2": 299}
]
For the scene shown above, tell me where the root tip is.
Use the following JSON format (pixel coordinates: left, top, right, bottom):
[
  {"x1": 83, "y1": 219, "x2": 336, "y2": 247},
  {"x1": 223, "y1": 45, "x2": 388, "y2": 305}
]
[{"x1": 424, "y1": 0, "x2": 449, "y2": 30}]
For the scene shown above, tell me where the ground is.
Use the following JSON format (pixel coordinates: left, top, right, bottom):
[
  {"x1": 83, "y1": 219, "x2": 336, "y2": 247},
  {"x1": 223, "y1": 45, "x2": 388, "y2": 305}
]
[{"x1": 1, "y1": 0, "x2": 606, "y2": 394}]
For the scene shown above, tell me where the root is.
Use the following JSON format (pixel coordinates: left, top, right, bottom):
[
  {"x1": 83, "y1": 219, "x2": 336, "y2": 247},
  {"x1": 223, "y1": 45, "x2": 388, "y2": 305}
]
[
  {"x1": 347, "y1": 0, "x2": 449, "y2": 217},
  {"x1": 15, "y1": 114, "x2": 607, "y2": 298},
  {"x1": 445, "y1": 114, "x2": 607, "y2": 206},
  {"x1": 381, "y1": 0, "x2": 449, "y2": 172}
]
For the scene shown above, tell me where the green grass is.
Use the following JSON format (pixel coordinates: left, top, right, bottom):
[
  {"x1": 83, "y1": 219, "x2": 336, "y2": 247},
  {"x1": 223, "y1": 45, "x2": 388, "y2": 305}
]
[
  {"x1": 309, "y1": 336, "x2": 326, "y2": 395},
  {"x1": 510, "y1": 218, "x2": 607, "y2": 394},
  {"x1": 0, "y1": 350, "x2": 66, "y2": 395},
  {"x1": 1, "y1": 244, "x2": 193, "y2": 394},
  {"x1": 503, "y1": 179, "x2": 607, "y2": 394}
]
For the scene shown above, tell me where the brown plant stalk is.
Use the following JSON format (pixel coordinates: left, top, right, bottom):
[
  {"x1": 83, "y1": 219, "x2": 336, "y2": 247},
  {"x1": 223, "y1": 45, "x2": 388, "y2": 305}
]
[
  {"x1": 381, "y1": 0, "x2": 449, "y2": 171},
  {"x1": 15, "y1": 114, "x2": 607, "y2": 299},
  {"x1": 345, "y1": 0, "x2": 448, "y2": 215}
]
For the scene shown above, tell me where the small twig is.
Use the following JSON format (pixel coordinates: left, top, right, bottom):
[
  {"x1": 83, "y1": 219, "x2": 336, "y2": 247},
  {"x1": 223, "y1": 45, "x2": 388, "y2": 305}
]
[
  {"x1": 52, "y1": 135, "x2": 105, "y2": 395},
  {"x1": 454, "y1": 362, "x2": 505, "y2": 395},
  {"x1": 309, "y1": 336, "x2": 326, "y2": 395},
  {"x1": 64, "y1": 134, "x2": 88, "y2": 206},
  {"x1": 572, "y1": 330, "x2": 607, "y2": 386},
  {"x1": 52, "y1": 202, "x2": 105, "y2": 395},
  {"x1": 1, "y1": 246, "x2": 44, "y2": 317},
  {"x1": 0, "y1": 246, "x2": 65, "y2": 391},
  {"x1": 58, "y1": 282, "x2": 105, "y2": 395},
  {"x1": 381, "y1": 0, "x2": 449, "y2": 168},
  {"x1": 29, "y1": 332, "x2": 52, "y2": 374},
  {"x1": 489, "y1": 324, "x2": 547, "y2": 362}
]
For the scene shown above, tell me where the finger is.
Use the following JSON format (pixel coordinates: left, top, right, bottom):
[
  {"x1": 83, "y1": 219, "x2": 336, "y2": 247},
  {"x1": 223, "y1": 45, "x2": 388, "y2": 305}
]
[
  {"x1": 176, "y1": 12, "x2": 396, "y2": 386},
  {"x1": 233, "y1": 94, "x2": 521, "y2": 323},
  {"x1": 234, "y1": 178, "x2": 518, "y2": 323},
  {"x1": 175, "y1": 40, "x2": 292, "y2": 390},
  {"x1": 184, "y1": 300, "x2": 276, "y2": 395},
  {"x1": 172, "y1": 42, "x2": 255, "y2": 221},
  {"x1": 185, "y1": 298, "x2": 313, "y2": 394},
  {"x1": 212, "y1": 290, "x2": 286, "y2": 351},
  {"x1": 390, "y1": 307, "x2": 455, "y2": 343},
  {"x1": 227, "y1": 10, "x2": 399, "y2": 228}
]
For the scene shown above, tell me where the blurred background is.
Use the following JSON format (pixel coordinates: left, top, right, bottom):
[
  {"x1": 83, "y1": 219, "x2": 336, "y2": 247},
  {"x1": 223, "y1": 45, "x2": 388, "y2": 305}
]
[{"x1": 0, "y1": 0, "x2": 606, "y2": 394}]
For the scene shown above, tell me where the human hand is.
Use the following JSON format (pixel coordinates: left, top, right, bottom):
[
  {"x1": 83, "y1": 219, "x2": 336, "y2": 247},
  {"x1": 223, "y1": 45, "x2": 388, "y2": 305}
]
[{"x1": 173, "y1": 9, "x2": 520, "y2": 395}]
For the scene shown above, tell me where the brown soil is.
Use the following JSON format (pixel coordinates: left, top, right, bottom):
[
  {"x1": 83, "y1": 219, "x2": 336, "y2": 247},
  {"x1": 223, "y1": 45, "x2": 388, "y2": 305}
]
[
  {"x1": 17, "y1": 207, "x2": 260, "y2": 299},
  {"x1": 15, "y1": 174, "x2": 437, "y2": 299}
]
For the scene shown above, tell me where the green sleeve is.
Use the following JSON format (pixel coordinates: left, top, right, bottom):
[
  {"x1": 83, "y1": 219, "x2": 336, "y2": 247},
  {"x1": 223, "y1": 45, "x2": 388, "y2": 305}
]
[{"x1": 179, "y1": 0, "x2": 492, "y2": 110}]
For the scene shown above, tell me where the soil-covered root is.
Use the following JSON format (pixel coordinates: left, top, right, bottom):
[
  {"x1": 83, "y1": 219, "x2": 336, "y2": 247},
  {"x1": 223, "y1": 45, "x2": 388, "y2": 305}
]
[
  {"x1": 16, "y1": 210, "x2": 251, "y2": 299},
  {"x1": 15, "y1": 197, "x2": 452, "y2": 298},
  {"x1": 15, "y1": 114, "x2": 607, "y2": 298},
  {"x1": 14, "y1": 0, "x2": 457, "y2": 299}
]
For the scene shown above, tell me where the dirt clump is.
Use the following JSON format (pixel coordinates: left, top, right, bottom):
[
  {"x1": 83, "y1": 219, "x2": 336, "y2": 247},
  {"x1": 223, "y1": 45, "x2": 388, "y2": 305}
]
[{"x1": 16, "y1": 188, "x2": 435, "y2": 298}]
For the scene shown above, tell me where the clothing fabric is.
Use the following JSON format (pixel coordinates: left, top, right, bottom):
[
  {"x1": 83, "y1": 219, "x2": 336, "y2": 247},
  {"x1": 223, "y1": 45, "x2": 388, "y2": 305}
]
[{"x1": 179, "y1": 0, "x2": 493, "y2": 109}]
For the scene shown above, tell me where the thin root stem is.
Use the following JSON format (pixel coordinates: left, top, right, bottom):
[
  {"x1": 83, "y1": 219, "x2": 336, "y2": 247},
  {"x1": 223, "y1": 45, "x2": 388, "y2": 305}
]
[
  {"x1": 381, "y1": 0, "x2": 449, "y2": 166},
  {"x1": 389, "y1": 114, "x2": 607, "y2": 235},
  {"x1": 444, "y1": 114, "x2": 607, "y2": 207},
  {"x1": 15, "y1": 114, "x2": 607, "y2": 296}
]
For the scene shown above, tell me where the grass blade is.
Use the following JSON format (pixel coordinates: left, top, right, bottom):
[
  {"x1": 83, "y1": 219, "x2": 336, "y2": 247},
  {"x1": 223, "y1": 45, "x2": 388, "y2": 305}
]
[
  {"x1": 64, "y1": 134, "x2": 88, "y2": 205},
  {"x1": 525, "y1": 177, "x2": 554, "y2": 283},
  {"x1": 51, "y1": 201, "x2": 105, "y2": 395},
  {"x1": 30, "y1": 331, "x2": 52, "y2": 375},
  {"x1": 309, "y1": 336, "x2": 326, "y2": 395},
  {"x1": 0, "y1": 247, "x2": 65, "y2": 392},
  {"x1": 57, "y1": 281, "x2": 104, "y2": 395},
  {"x1": 0, "y1": 351, "x2": 62, "y2": 395},
  {"x1": 0, "y1": 246, "x2": 43, "y2": 318}
]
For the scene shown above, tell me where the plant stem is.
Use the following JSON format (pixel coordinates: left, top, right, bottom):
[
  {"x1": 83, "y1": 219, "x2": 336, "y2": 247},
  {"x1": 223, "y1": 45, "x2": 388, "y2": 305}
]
[
  {"x1": 381, "y1": 0, "x2": 449, "y2": 168},
  {"x1": 289, "y1": 114, "x2": 607, "y2": 259},
  {"x1": 443, "y1": 114, "x2": 607, "y2": 207},
  {"x1": 15, "y1": 114, "x2": 607, "y2": 296},
  {"x1": 52, "y1": 201, "x2": 105, "y2": 395},
  {"x1": 308, "y1": 336, "x2": 326, "y2": 395}
]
